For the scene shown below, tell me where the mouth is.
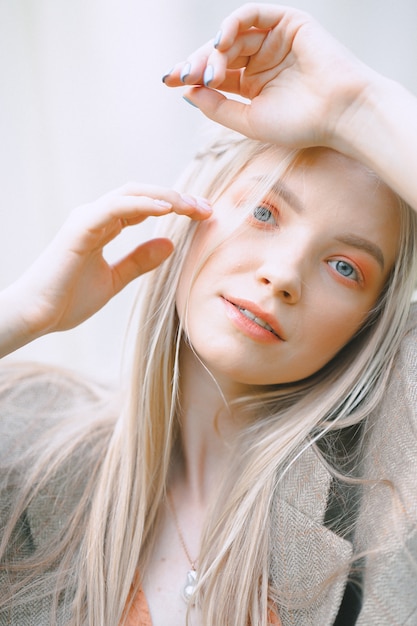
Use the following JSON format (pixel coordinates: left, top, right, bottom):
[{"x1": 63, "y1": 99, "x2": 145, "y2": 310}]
[
  {"x1": 236, "y1": 306, "x2": 279, "y2": 337},
  {"x1": 223, "y1": 297, "x2": 285, "y2": 341}
]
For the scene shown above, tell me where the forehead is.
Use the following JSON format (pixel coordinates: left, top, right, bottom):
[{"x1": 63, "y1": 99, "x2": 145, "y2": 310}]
[{"x1": 235, "y1": 147, "x2": 389, "y2": 199}]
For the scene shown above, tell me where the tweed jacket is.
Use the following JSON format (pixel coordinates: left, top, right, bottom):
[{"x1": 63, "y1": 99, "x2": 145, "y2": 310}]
[{"x1": 0, "y1": 304, "x2": 416, "y2": 626}]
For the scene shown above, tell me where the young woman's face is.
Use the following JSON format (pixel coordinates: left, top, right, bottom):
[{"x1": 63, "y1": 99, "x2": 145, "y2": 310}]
[{"x1": 176, "y1": 149, "x2": 400, "y2": 389}]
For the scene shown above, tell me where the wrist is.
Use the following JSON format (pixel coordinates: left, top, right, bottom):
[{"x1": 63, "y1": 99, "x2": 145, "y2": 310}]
[
  {"x1": 0, "y1": 284, "x2": 45, "y2": 358},
  {"x1": 328, "y1": 65, "x2": 385, "y2": 158},
  {"x1": 330, "y1": 71, "x2": 417, "y2": 209}
]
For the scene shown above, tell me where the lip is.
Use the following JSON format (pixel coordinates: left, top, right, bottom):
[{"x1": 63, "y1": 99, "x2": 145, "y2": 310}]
[{"x1": 222, "y1": 296, "x2": 286, "y2": 343}]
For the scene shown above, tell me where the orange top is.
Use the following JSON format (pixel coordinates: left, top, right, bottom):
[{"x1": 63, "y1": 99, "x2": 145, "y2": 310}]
[
  {"x1": 123, "y1": 581, "x2": 281, "y2": 625},
  {"x1": 123, "y1": 585, "x2": 153, "y2": 626}
]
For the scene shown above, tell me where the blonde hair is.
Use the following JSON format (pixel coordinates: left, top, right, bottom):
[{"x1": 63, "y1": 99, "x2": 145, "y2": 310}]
[{"x1": 1, "y1": 130, "x2": 417, "y2": 625}]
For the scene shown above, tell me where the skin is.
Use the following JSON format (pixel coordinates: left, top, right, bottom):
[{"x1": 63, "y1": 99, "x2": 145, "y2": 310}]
[{"x1": 176, "y1": 149, "x2": 399, "y2": 393}]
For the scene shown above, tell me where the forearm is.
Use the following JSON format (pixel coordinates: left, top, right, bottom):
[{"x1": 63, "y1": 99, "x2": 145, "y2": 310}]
[
  {"x1": 334, "y1": 72, "x2": 417, "y2": 211},
  {"x1": 0, "y1": 285, "x2": 43, "y2": 358}
]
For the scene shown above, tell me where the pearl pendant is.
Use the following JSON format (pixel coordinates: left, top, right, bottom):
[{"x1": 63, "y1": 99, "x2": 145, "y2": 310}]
[{"x1": 182, "y1": 568, "x2": 197, "y2": 603}]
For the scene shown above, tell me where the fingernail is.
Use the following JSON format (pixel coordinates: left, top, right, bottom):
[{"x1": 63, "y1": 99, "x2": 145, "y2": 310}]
[
  {"x1": 180, "y1": 194, "x2": 197, "y2": 207},
  {"x1": 162, "y1": 67, "x2": 174, "y2": 84},
  {"x1": 196, "y1": 197, "x2": 212, "y2": 212},
  {"x1": 180, "y1": 62, "x2": 191, "y2": 83},
  {"x1": 203, "y1": 65, "x2": 214, "y2": 87},
  {"x1": 154, "y1": 199, "x2": 172, "y2": 209},
  {"x1": 213, "y1": 30, "x2": 222, "y2": 48},
  {"x1": 182, "y1": 96, "x2": 198, "y2": 109}
]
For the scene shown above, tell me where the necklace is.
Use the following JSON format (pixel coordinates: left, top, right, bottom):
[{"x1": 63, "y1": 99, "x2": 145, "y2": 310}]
[{"x1": 167, "y1": 492, "x2": 198, "y2": 604}]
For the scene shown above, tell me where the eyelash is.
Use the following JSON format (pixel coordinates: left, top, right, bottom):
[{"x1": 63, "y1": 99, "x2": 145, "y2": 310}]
[
  {"x1": 327, "y1": 259, "x2": 362, "y2": 284},
  {"x1": 251, "y1": 203, "x2": 279, "y2": 226}
]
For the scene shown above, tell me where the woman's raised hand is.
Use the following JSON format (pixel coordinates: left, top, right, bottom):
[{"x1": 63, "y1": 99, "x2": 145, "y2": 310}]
[
  {"x1": 163, "y1": 3, "x2": 373, "y2": 151},
  {"x1": 0, "y1": 184, "x2": 211, "y2": 356}
]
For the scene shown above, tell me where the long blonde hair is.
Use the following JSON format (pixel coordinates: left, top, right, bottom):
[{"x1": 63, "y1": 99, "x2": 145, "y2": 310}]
[{"x1": 1, "y1": 130, "x2": 417, "y2": 625}]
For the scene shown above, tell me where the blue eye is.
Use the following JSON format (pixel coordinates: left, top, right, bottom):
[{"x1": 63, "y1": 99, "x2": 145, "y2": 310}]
[
  {"x1": 252, "y1": 205, "x2": 277, "y2": 225},
  {"x1": 328, "y1": 259, "x2": 358, "y2": 281}
]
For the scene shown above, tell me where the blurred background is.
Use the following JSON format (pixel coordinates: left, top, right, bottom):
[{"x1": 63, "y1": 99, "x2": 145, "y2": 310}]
[{"x1": 1, "y1": 0, "x2": 416, "y2": 383}]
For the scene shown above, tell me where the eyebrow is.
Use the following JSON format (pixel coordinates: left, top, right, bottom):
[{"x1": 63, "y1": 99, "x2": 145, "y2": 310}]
[
  {"x1": 250, "y1": 176, "x2": 305, "y2": 214},
  {"x1": 335, "y1": 234, "x2": 385, "y2": 270}
]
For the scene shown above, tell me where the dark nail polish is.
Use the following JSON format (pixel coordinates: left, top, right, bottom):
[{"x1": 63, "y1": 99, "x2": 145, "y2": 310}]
[
  {"x1": 183, "y1": 96, "x2": 198, "y2": 109},
  {"x1": 203, "y1": 65, "x2": 214, "y2": 87},
  {"x1": 180, "y1": 62, "x2": 191, "y2": 83},
  {"x1": 162, "y1": 67, "x2": 174, "y2": 84}
]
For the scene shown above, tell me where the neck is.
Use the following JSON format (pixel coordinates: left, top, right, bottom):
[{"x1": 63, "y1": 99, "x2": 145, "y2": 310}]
[{"x1": 172, "y1": 342, "x2": 247, "y2": 506}]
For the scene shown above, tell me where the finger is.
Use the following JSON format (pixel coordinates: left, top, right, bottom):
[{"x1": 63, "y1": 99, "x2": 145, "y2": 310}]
[
  {"x1": 113, "y1": 184, "x2": 212, "y2": 217},
  {"x1": 183, "y1": 87, "x2": 256, "y2": 139},
  {"x1": 111, "y1": 238, "x2": 174, "y2": 293},
  {"x1": 181, "y1": 71, "x2": 245, "y2": 101},
  {"x1": 163, "y1": 41, "x2": 215, "y2": 87},
  {"x1": 75, "y1": 190, "x2": 211, "y2": 230},
  {"x1": 214, "y1": 4, "x2": 292, "y2": 50},
  {"x1": 202, "y1": 34, "x2": 265, "y2": 89},
  {"x1": 110, "y1": 194, "x2": 212, "y2": 224},
  {"x1": 67, "y1": 197, "x2": 172, "y2": 238},
  {"x1": 165, "y1": 31, "x2": 266, "y2": 90},
  {"x1": 163, "y1": 5, "x2": 288, "y2": 86}
]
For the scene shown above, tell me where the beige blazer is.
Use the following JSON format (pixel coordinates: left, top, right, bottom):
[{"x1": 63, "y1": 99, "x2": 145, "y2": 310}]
[
  {"x1": 271, "y1": 303, "x2": 417, "y2": 626},
  {"x1": 1, "y1": 304, "x2": 416, "y2": 625}
]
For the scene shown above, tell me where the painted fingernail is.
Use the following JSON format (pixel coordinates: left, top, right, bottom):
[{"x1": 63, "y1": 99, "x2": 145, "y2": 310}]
[
  {"x1": 154, "y1": 199, "x2": 172, "y2": 209},
  {"x1": 182, "y1": 96, "x2": 198, "y2": 108},
  {"x1": 213, "y1": 30, "x2": 222, "y2": 48},
  {"x1": 203, "y1": 65, "x2": 214, "y2": 87},
  {"x1": 196, "y1": 197, "x2": 212, "y2": 212},
  {"x1": 180, "y1": 194, "x2": 197, "y2": 207},
  {"x1": 162, "y1": 67, "x2": 174, "y2": 83},
  {"x1": 180, "y1": 62, "x2": 191, "y2": 83},
  {"x1": 162, "y1": 67, "x2": 174, "y2": 84}
]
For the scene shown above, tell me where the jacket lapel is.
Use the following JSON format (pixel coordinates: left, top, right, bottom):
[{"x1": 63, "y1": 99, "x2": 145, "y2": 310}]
[{"x1": 270, "y1": 446, "x2": 352, "y2": 626}]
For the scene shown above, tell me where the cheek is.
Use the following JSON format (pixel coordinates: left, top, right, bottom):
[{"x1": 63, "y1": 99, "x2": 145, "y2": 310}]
[
  {"x1": 306, "y1": 305, "x2": 368, "y2": 367},
  {"x1": 176, "y1": 212, "x2": 245, "y2": 307},
  {"x1": 175, "y1": 221, "x2": 222, "y2": 319},
  {"x1": 284, "y1": 298, "x2": 373, "y2": 381}
]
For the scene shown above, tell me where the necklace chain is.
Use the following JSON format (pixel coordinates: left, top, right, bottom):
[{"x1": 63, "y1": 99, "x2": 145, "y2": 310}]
[{"x1": 167, "y1": 492, "x2": 198, "y2": 570}]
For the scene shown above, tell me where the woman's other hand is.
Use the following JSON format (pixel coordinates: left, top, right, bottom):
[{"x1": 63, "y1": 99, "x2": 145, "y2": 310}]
[
  {"x1": 0, "y1": 184, "x2": 211, "y2": 356},
  {"x1": 165, "y1": 3, "x2": 417, "y2": 210},
  {"x1": 164, "y1": 3, "x2": 373, "y2": 151}
]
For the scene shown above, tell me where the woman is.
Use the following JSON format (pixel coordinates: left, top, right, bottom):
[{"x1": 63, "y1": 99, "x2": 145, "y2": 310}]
[{"x1": 1, "y1": 4, "x2": 417, "y2": 625}]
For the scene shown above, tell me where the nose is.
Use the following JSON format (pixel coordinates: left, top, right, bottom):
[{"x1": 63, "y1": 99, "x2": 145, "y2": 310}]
[{"x1": 255, "y1": 241, "x2": 304, "y2": 304}]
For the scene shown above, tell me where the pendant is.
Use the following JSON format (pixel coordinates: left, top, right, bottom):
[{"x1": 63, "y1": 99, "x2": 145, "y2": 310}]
[{"x1": 182, "y1": 568, "x2": 197, "y2": 603}]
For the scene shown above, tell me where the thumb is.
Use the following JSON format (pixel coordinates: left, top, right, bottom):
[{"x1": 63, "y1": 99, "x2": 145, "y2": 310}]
[
  {"x1": 111, "y1": 238, "x2": 174, "y2": 293},
  {"x1": 184, "y1": 87, "x2": 254, "y2": 138}
]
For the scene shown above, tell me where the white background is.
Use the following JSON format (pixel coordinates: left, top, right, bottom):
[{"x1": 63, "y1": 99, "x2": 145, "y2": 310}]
[{"x1": 1, "y1": 0, "x2": 416, "y2": 383}]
